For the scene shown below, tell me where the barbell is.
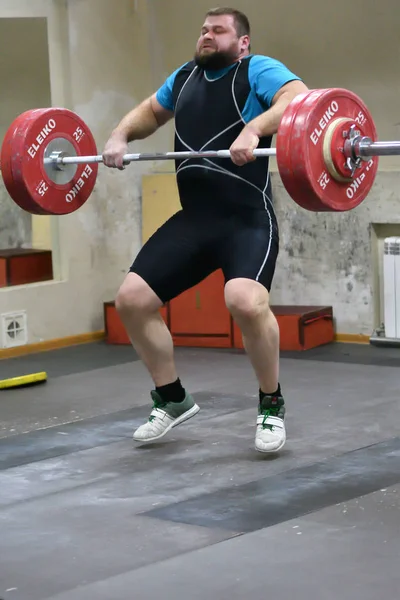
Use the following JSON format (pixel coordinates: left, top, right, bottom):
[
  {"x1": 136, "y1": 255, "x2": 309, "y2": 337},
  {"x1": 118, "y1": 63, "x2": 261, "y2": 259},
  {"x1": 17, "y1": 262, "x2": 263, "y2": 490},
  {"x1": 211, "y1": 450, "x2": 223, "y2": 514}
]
[{"x1": 0, "y1": 87, "x2": 399, "y2": 216}]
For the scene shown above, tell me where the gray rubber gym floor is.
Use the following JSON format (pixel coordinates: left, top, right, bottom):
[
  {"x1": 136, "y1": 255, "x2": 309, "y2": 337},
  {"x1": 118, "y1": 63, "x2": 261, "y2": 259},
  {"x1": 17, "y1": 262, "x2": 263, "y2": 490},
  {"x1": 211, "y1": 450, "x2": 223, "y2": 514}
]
[{"x1": 1, "y1": 341, "x2": 399, "y2": 600}]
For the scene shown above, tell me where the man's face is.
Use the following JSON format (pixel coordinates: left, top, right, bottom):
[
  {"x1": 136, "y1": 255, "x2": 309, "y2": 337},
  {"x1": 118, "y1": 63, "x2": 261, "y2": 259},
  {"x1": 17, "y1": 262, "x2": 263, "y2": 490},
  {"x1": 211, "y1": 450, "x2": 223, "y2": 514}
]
[{"x1": 194, "y1": 15, "x2": 249, "y2": 70}]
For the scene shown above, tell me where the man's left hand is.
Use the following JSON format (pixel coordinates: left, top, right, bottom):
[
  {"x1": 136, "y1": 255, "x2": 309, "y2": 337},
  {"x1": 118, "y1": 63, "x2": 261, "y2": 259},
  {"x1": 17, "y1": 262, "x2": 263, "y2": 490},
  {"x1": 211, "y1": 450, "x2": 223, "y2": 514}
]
[{"x1": 229, "y1": 126, "x2": 260, "y2": 166}]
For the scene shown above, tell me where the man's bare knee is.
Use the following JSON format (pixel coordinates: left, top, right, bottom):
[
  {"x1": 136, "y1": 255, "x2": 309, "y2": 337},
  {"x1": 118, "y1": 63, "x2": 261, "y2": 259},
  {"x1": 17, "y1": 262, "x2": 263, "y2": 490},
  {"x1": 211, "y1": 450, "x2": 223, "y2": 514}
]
[
  {"x1": 115, "y1": 273, "x2": 162, "y2": 317},
  {"x1": 225, "y1": 278, "x2": 270, "y2": 323}
]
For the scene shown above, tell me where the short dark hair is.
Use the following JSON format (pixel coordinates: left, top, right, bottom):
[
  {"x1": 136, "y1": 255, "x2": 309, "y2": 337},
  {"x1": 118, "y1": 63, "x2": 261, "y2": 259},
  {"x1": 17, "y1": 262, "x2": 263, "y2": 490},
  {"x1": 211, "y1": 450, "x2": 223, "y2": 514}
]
[{"x1": 205, "y1": 7, "x2": 251, "y2": 38}]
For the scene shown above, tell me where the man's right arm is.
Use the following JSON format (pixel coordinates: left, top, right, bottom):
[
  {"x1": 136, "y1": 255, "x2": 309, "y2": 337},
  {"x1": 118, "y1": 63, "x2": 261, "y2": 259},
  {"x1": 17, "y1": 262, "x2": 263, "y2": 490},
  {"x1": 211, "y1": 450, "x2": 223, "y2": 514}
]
[
  {"x1": 111, "y1": 94, "x2": 174, "y2": 143},
  {"x1": 102, "y1": 95, "x2": 173, "y2": 169},
  {"x1": 103, "y1": 63, "x2": 186, "y2": 169}
]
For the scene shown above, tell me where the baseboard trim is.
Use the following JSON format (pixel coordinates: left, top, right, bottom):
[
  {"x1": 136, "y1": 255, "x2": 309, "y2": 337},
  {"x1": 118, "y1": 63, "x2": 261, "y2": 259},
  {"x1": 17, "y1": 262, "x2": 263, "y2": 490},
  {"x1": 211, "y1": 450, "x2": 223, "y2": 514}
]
[
  {"x1": 334, "y1": 333, "x2": 370, "y2": 344},
  {"x1": 0, "y1": 330, "x2": 105, "y2": 360}
]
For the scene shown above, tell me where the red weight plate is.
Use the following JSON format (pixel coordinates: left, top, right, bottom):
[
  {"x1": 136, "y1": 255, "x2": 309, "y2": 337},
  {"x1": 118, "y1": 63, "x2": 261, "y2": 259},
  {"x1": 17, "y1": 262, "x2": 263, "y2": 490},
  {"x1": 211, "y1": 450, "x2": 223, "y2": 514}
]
[
  {"x1": 10, "y1": 108, "x2": 98, "y2": 215},
  {"x1": 289, "y1": 88, "x2": 378, "y2": 212},
  {"x1": 284, "y1": 90, "x2": 338, "y2": 212},
  {"x1": 0, "y1": 110, "x2": 50, "y2": 214},
  {"x1": 276, "y1": 90, "x2": 324, "y2": 211},
  {"x1": 279, "y1": 91, "x2": 339, "y2": 212}
]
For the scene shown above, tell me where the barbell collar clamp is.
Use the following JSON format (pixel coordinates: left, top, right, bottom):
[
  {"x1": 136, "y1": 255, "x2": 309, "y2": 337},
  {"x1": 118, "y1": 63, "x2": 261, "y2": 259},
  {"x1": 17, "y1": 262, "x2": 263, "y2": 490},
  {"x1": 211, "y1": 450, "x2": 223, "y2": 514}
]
[
  {"x1": 49, "y1": 150, "x2": 70, "y2": 171},
  {"x1": 343, "y1": 124, "x2": 400, "y2": 163}
]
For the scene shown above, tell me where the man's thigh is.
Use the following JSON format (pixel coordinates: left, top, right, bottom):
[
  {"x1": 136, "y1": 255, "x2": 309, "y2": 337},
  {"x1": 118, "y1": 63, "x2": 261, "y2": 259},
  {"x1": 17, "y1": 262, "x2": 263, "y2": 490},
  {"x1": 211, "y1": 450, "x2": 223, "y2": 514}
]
[
  {"x1": 130, "y1": 210, "x2": 218, "y2": 303},
  {"x1": 218, "y1": 214, "x2": 279, "y2": 292}
]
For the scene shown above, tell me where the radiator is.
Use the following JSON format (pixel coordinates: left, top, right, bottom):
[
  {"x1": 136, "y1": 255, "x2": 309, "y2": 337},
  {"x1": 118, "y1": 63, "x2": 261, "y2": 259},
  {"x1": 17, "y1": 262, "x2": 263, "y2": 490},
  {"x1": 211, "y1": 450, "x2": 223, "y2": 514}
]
[{"x1": 383, "y1": 237, "x2": 400, "y2": 339}]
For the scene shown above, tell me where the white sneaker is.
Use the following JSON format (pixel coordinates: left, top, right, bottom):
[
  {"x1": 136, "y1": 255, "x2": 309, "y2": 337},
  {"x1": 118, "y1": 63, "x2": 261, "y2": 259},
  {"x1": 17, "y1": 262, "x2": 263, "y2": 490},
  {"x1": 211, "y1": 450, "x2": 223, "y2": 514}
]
[
  {"x1": 255, "y1": 394, "x2": 286, "y2": 453},
  {"x1": 133, "y1": 390, "x2": 200, "y2": 443}
]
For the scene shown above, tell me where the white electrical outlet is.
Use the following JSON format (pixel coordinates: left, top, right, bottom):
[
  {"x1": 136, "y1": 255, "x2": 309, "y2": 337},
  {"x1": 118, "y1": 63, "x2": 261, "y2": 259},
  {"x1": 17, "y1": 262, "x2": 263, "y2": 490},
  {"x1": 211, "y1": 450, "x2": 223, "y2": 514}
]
[{"x1": 1, "y1": 311, "x2": 28, "y2": 349}]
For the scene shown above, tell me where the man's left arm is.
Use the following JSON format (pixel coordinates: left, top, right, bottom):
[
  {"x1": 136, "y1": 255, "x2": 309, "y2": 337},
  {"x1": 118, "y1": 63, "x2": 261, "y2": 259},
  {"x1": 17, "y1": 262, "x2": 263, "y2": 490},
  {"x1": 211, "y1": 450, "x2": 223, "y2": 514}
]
[{"x1": 230, "y1": 64, "x2": 309, "y2": 166}]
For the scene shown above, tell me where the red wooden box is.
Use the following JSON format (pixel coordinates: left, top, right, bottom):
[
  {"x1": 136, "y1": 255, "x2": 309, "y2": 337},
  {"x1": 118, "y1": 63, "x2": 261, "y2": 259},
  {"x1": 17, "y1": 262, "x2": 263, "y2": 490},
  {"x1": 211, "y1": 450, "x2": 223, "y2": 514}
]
[
  {"x1": 233, "y1": 305, "x2": 334, "y2": 351},
  {"x1": 169, "y1": 269, "x2": 232, "y2": 348},
  {"x1": 0, "y1": 248, "x2": 53, "y2": 287}
]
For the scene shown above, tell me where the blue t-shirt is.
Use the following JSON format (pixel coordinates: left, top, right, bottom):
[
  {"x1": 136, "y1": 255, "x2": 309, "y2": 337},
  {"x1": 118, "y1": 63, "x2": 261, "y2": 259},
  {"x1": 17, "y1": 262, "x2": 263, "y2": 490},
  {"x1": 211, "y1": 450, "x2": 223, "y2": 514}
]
[{"x1": 156, "y1": 54, "x2": 301, "y2": 123}]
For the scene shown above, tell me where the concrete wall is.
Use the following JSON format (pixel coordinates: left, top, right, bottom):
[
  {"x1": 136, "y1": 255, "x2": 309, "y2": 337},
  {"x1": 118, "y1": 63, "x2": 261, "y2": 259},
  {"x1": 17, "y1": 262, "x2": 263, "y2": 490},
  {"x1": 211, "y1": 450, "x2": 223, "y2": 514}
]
[
  {"x1": 0, "y1": 0, "x2": 170, "y2": 346},
  {"x1": 272, "y1": 172, "x2": 400, "y2": 334},
  {"x1": 0, "y1": 0, "x2": 398, "y2": 346}
]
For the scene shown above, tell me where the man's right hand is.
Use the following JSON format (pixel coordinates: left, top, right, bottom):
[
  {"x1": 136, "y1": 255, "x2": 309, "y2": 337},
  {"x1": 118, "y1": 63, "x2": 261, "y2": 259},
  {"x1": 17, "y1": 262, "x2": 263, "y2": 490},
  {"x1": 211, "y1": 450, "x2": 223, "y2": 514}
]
[{"x1": 102, "y1": 133, "x2": 129, "y2": 170}]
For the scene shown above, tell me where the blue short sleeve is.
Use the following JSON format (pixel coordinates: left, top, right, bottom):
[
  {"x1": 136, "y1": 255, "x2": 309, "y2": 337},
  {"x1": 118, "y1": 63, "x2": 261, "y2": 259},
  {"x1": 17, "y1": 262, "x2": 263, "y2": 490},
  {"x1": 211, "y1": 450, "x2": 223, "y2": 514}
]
[
  {"x1": 155, "y1": 63, "x2": 188, "y2": 112},
  {"x1": 249, "y1": 55, "x2": 302, "y2": 110}
]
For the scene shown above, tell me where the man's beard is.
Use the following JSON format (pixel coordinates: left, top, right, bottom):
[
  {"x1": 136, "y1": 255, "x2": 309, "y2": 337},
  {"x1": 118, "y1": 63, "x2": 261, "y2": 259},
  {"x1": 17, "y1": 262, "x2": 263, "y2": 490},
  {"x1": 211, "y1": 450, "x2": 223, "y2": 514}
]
[{"x1": 194, "y1": 47, "x2": 238, "y2": 70}]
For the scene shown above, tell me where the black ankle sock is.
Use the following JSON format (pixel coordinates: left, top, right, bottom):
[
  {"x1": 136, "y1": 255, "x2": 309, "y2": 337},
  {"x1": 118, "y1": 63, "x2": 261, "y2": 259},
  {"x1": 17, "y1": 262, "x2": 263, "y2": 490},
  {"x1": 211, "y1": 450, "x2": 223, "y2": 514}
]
[
  {"x1": 156, "y1": 378, "x2": 186, "y2": 403},
  {"x1": 259, "y1": 383, "x2": 282, "y2": 402}
]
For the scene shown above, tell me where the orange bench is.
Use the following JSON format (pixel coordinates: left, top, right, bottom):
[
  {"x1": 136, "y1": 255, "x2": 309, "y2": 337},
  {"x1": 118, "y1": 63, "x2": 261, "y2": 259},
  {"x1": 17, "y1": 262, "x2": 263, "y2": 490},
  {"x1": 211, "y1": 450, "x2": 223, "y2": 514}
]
[{"x1": 233, "y1": 305, "x2": 334, "y2": 351}]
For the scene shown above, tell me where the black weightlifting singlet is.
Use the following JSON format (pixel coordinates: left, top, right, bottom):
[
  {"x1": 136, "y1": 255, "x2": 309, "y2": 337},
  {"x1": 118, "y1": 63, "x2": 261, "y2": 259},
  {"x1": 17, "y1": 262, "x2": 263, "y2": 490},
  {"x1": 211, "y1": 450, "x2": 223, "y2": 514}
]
[
  {"x1": 129, "y1": 57, "x2": 282, "y2": 301},
  {"x1": 171, "y1": 57, "x2": 276, "y2": 221}
]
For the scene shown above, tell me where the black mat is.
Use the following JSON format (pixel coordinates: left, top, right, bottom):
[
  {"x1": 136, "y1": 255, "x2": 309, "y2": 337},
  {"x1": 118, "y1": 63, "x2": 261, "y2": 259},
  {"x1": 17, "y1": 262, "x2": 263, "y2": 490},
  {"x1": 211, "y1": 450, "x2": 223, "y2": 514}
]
[
  {"x1": 280, "y1": 342, "x2": 400, "y2": 367},
  {"x1": 0, "y1": 342, "x2": 138, "y2": 380},
  {"x1": 0, "y1": 340, "x2": 398, "y2": 383},
  {"x1": 144, "y1": 436, "x2": 400, "y2": 533},
  {"x1": 0, "y1": 391, "x2": 250, "y2": 471},
  {"x1": 0, "y1": 407, "x2": 145, "y2": 471}
]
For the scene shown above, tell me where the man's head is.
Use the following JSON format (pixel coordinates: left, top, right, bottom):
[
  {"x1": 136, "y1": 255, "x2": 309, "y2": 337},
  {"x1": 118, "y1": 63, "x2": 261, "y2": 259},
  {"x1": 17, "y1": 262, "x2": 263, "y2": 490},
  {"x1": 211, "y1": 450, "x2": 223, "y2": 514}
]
[{"x1": 194, "y1": 7, "x2": 251, "y2": 70}]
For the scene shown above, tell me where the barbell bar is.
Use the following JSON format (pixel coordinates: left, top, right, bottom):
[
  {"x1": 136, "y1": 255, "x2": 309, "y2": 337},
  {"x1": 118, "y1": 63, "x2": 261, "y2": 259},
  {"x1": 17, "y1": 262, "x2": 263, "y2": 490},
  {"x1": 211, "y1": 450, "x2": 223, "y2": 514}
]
[
  {"x1": 43, "y1": 140, "x2": 400, "y2": 169},
  {"x1": 0, "y1": 87, "x2": 399, "y2": 216},
  {"x1": 44, "y1": 148, "x2": 277, "y2": 167},
  {"x1": 350, "y1": 140, "x2": 400, "y2": 158}
]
